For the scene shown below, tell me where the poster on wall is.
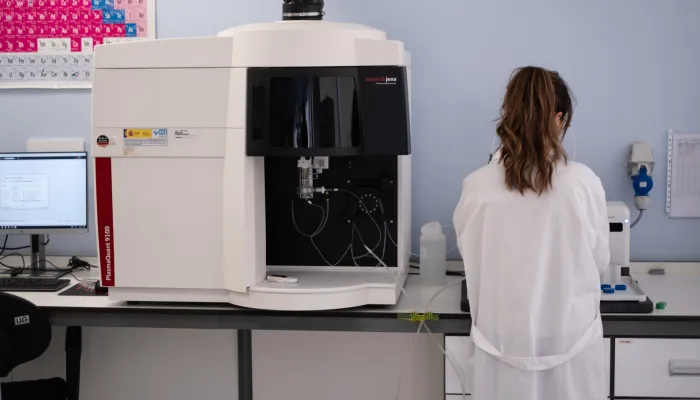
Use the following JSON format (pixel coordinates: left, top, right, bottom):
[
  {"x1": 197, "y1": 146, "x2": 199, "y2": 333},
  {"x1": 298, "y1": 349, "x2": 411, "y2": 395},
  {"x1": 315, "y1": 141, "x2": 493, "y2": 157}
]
[{"x1": 0, "y1": 0, "x2": 156, "y2": 89}]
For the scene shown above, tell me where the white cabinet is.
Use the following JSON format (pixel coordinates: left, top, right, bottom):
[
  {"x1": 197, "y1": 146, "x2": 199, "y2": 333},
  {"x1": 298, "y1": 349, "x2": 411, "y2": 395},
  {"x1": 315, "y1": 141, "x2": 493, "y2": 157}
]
[
  {"x1": 445, "y1": 336, "x2": 611, "y2": 397},
  {"x1": 615, "y1": 338, "x2": 700, "y2": 398},
  {"x1": 444, "y1": 336, "x2": 472, "y2": 396}
]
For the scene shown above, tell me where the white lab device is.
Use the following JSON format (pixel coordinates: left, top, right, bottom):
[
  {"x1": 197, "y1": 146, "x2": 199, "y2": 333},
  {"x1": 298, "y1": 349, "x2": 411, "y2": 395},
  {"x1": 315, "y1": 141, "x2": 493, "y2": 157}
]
[
  {"x1": 603, "y1": 202, "x2": 647, "y2": 302},
  {"x1": 90, "y1": 4, "x2": 412, "y2": 310},
  {"x1": 607, "y1": 201, "x2": 631, "y2": 269}
]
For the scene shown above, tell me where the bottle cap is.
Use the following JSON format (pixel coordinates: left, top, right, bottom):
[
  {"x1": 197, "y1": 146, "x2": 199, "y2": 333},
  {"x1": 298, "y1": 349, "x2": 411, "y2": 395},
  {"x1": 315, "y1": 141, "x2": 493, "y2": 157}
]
[
  {"x1": 602, "y1": 287, "x2": 615, "y2": 294},
  {"x1": 601, "y1": 284, "x2": 612, "y2": 290},
  {"x1": 656, "y1": 301, "x2": 667, "y2": 310},
  {"x1": 615, "y1": 284, "x2": 627, "y2": 291}
]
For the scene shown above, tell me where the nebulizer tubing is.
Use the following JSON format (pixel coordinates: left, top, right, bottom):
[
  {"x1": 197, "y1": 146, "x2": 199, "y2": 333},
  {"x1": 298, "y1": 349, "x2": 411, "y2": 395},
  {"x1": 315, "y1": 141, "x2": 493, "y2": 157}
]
[
  {"x1": 291, "y1": 190, "x2": 387, "y2": 267},
  {"x1": 362, "y1": 244, "x2": 468, "y2": 400},
  {"x1": 291, "y1": 198, "x2": 355, "y2": 266}
]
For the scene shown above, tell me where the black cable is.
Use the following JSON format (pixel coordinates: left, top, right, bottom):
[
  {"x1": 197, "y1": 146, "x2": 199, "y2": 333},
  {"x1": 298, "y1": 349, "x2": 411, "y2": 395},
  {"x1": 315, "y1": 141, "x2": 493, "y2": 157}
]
[
  {"x1": 0, "y1": 252, "x2": 26, "y2": 276},
  {"x1": 0, "y1": 234, "x2": 51, "y2": 255},
  {"x1": 630, "y1": 210, "x2": 644, "y2": 228},
  {"x1": 0, "y1": 255, "x2": 94, "y2": 279}
]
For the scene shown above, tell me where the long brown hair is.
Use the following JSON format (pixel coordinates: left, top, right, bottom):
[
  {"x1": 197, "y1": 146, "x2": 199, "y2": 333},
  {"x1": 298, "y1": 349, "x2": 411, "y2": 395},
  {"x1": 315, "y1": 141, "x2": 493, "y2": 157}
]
[{"x1": 495, "y1": 66, "x2": 574, "y2": 195}]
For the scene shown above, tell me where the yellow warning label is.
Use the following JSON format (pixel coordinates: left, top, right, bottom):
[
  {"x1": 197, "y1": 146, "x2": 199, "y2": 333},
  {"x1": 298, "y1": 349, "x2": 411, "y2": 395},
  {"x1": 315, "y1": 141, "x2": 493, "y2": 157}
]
[{"x1": 124, "y1": 129, "x2": 153, "y2": 139}]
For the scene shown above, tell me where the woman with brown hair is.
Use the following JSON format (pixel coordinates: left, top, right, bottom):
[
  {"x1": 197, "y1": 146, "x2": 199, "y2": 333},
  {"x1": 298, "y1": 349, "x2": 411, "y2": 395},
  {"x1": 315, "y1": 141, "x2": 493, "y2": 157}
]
[{"x1": 453, "y1": 66, "x2": 610, "y2": 400}]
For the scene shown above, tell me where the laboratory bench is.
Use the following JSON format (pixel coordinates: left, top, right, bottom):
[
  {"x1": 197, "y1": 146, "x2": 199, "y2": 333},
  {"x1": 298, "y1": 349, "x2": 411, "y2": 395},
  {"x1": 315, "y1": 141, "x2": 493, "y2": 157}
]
[{"x1": 5, "y1": 266, "x2": 700, "y2": 400}]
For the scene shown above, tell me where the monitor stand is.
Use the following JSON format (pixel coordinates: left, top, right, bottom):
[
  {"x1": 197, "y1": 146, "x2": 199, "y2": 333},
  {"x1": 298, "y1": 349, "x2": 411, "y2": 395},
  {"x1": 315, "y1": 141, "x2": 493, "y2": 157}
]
[{"x1": 29, "y1": 234, "x2": 63, "y2": 279}]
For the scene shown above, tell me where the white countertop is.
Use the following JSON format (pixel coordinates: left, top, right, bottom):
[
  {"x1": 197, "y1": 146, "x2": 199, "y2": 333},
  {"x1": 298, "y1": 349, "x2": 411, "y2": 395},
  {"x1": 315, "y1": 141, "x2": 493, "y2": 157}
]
[
  {"x1": 632, "y1": 274, "x2": 700, "y2": 317},
  {"x1": 2, "y1": 256, "x2": 699, "y2": 318}
]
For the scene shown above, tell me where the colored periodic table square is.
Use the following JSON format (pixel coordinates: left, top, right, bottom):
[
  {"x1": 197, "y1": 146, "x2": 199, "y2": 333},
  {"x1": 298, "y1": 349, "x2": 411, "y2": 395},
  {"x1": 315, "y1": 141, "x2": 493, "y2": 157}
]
[
  {"x1": 79, "y1": 9, "x2": 88, "y2": 21},
  {"x1": 113, "y1": 8, "x2": 124, "y2": 21},
  {"x1": 3, "y1": 24, "x2": 15, "y2": 37},
  {"x1": 128, "y1": 7, "x2": 144, "y2": 22},
  {"x1": 58, "y1": 9, "x2": 69, "y2": 23},
  {"x1": 68, "y1": 8, "x2": 79, "y2": 22},
  {"x1": 124, "y1": 21, "x2": 134, "y2": 37},
  {"x1": 15, "y1": 23, "x2": 26, "y2": 36},
  {"x1": 90, "y1": 8, "x2": 100, "y2": 21},
  {"x1": 23, "y1": 22, "x2": 36, "y2": 38},
  {"x1": 45, "y1": 24, "x2": 55, "y2": 37},
  {"x1": 77, "y1": 22, "x2": 88, "y2": 35},
  {"x1": 13, "y1": 11, "x2": 25, "y2": 23},
  {"x1": 58, "y1": 0, "x2": 69, "y2": 9},
  {"x1": 90, "y1": 0, "x2": 102, "y2": 9},
  {"x1": 3, "y1": 39, "x2": 14, "y2": 53},
  {"x1": 14, "y1": 38, "x2": 27, "y2": 52},
  {"x1": 91, "y1": 22, "x2": 102, "y2": 35},
  {"x1": 26, "y1": 22, "x2": 37, "y2": 37},
  {"x1": 70, "y1": 35, "x2": 79, "y2": 51},
  {"x1": 112, "y1": 22, "x2": 123, "y2": 36},
  {"x1": 25, "y1": 38, "x2": 36, "y2": 51},
  {"x1": 36, "y1": 23, "x2": 48, "y2": 36},
  {"x1": 25, "y1": 10, "x2": 37, "y2": 22},
  {"x1": 35, "y1": 0, "x2": 47, "y2": 8},
  {"x1": 102, "y1": 0, "x2": 112, "y2": 9},
  {"x1": 47, "y1": 0, "x2": 58, "y2": 9}
]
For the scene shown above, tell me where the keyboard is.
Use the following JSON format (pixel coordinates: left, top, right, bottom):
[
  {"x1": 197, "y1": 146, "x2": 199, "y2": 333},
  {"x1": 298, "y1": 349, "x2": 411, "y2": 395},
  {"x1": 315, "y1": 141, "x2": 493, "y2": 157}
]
[{"x1": 0, "y1": 277, "x2": 71, "y2": 292}]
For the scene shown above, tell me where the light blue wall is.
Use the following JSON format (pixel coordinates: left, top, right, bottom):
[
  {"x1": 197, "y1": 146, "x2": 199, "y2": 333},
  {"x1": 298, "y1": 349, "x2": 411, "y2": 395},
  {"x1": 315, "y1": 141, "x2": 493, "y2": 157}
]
[{"x1": 0, "y1": 0, "x2": 698, "y2": 261}]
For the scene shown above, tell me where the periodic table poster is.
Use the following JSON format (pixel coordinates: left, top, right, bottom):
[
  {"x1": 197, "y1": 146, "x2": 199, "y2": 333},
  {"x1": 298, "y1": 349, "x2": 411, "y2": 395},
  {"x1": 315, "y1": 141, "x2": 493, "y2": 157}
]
[{"x1": 0, "y1": 0, "x2": 156, "y2": 89}]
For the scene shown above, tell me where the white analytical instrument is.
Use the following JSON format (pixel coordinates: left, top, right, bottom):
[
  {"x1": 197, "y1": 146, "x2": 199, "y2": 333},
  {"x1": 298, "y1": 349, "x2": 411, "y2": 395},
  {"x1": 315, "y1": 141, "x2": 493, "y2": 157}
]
[
  {"x1": 604, "y1": 201, "x2": 647, "y2": 302},
  {"x1": 90, "y1": 4, "x2": 412, "y2": 310}
]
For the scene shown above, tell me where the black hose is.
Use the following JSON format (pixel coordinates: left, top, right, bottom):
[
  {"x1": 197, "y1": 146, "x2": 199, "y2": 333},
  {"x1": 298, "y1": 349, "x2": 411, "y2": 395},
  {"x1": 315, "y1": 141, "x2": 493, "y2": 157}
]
[{"x1": 630, "y1": 210, "x2": 644, "y2": 228}]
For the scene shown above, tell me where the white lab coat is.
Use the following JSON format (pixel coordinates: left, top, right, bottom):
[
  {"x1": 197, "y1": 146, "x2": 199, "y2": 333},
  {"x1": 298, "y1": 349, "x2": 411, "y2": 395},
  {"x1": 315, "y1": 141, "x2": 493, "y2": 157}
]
[{"x1": 453, "y1": 152, "x2": 610, "y2": 400}]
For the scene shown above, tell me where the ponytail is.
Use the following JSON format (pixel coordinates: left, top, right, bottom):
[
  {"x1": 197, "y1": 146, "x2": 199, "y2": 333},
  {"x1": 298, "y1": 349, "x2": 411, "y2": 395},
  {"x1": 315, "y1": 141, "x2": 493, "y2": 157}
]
[{"x1": 495, "y1": 66, "x2": 574, "y2": 195}]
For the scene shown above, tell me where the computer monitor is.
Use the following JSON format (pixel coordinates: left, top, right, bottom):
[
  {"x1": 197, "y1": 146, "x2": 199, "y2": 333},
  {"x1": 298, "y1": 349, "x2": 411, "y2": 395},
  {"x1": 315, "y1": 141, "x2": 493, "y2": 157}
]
[{"x1": 0, "y1": 152, "x2": 88, "y2": 277}]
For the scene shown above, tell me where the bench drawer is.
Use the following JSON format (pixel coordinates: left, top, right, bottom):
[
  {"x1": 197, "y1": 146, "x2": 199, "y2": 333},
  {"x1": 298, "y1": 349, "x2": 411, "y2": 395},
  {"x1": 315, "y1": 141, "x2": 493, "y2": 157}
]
[{"x1": 615, "y1": 338, "x2": 700, "y2": 398}]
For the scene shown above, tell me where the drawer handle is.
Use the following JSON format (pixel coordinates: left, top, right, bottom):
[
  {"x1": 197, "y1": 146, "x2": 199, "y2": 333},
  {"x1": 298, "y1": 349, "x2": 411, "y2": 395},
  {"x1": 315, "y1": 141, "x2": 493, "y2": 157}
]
[{"x1": 669, "y1": 359, "x2": 700, "y2": 376}]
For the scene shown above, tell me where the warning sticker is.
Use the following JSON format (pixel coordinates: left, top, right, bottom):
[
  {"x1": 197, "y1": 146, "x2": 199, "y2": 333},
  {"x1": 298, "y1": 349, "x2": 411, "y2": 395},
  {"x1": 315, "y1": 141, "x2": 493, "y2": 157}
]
[
  {"x1": 96, "y1": 135, "x2": 110, "y2": 148},
  {"x1": 123, "y1": 129, "x2": 168, "y2": 147}
]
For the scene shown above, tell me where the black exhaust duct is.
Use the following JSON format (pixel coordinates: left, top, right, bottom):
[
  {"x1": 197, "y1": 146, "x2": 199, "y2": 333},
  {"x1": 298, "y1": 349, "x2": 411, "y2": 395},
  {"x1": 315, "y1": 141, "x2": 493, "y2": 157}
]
[{"x1": 282, "y1": 0, "x2": 325, "y2": 21}]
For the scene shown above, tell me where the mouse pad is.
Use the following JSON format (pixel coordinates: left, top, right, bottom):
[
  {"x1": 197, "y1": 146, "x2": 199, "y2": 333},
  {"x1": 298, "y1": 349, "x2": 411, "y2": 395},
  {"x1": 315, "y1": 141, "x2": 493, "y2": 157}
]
[{"x1": 59, "y1": 282, "x2": 108, "y2": 297}]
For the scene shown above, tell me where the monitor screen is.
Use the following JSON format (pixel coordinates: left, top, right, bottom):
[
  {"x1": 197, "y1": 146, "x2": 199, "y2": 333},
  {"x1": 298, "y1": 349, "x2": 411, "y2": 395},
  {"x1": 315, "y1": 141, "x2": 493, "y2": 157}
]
[{"x1": 0, "y1": 152, "x2": 88, "y2": 233}]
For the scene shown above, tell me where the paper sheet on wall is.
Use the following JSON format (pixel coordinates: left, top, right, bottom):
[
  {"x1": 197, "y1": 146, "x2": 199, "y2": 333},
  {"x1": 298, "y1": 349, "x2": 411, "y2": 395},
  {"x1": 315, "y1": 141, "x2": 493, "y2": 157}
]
[
  {"x1": 666, "y1": 130, "x2": 700, "y2": 218},
  {"x1": 0, "y1": 0, "x2": 156, "y2": 89}
]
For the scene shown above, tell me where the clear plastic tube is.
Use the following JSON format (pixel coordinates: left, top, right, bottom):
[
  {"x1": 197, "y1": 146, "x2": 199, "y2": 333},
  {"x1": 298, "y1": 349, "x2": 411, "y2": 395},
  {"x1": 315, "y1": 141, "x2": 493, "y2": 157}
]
[{"x1": 362, "y1": 245, "x2": 468, "y2": 400}]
